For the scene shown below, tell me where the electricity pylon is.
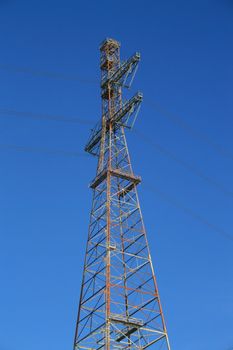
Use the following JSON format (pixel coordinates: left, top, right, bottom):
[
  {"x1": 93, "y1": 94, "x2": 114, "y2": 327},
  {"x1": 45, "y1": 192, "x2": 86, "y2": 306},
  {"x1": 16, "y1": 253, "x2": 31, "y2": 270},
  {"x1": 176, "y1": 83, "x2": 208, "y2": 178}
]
[{"x1": 73, "y1": 38, "x2": 170, "y2": 350}]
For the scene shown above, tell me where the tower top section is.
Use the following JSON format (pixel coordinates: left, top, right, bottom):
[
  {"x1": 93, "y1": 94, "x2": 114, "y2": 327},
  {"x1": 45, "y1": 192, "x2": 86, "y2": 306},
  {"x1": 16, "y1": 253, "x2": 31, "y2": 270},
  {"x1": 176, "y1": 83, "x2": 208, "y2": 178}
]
[
  {"x1": 85, "y1": 38, "x2": 142, "y2": 156},
  {"x1": 100, "y1": 38, "x2": 121, "y2": 73},
  {"x1": 100, "y1": 38, "x2": 120, "y2": 52}
]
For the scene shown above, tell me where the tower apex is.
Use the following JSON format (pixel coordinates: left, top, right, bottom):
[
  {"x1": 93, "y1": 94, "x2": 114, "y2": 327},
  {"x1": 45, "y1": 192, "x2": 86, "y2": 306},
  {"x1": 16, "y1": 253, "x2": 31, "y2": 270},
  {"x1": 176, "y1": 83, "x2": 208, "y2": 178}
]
[{"x1": 100, "y1": 37, "x2": 120, "y2": 51}]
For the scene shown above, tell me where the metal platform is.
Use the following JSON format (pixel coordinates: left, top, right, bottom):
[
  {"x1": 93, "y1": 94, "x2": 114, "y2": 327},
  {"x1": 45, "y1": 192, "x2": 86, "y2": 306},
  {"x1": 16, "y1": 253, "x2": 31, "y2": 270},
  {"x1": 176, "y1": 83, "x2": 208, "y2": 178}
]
[{"x1": 90, "y1": 168, "x2": 141, "y2": 189}]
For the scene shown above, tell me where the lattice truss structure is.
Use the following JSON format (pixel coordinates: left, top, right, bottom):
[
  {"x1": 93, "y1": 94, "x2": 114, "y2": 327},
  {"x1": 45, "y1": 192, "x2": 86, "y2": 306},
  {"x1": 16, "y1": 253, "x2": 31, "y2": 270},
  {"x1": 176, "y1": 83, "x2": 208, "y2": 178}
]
[{"x1": 74, "y1": 38, "x2": 170, "y2": 350}]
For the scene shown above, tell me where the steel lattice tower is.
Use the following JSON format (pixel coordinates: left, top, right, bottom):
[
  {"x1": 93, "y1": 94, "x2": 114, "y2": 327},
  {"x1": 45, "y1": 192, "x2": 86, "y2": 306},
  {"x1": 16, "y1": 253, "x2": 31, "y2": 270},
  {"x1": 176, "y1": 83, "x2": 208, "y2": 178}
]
[{"x1": 73, "y1": 38, "x2": 170, "y2": 350}]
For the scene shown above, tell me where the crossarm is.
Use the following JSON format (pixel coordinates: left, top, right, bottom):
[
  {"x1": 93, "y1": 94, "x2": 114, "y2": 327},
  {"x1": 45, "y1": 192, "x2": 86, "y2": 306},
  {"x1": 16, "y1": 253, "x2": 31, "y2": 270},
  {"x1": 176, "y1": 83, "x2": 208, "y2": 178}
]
[
  {"x1": 101, "y1": 52, "x2": 140, "y2": 89},
  {"x1": 85, "y1": 92, "x2": 143, "y2": 155}
]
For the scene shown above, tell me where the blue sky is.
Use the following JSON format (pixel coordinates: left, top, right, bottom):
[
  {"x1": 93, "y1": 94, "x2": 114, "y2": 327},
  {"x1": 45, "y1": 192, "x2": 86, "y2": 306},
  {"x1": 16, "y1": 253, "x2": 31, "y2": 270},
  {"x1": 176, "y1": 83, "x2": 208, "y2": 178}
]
[{"x1": 0, "y1": 0, "x2": 233, "y2": 349}]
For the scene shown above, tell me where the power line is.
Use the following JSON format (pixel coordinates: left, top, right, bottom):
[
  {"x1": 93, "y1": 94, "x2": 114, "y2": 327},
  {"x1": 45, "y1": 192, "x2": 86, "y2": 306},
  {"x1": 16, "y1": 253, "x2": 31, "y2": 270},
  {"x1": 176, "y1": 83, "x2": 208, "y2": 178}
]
[
  {"x1": 1, "y1": 141, "x2": 232, "y2": 243},
  {"x1": 146, "y1": 99, "x2": 233, "y2": 162},
  {"x1": 0, "y1": 63, "x2": 98, "y2": 84},
  {"x1": 143, "y1": 183, "x2": 233, "y2": 242},
  {"x1": 2, "y1": 61, "x2": 232, "y2": 164},
  {"x1": 0, "y1": 143, "x2": 89, "y2": 158},
  {"x1": 2, "y1": 59, "x2": 233, "y2": 164},
  {"x1": 134, "y1": 129, "x2": 233, "y2": 200},
  {"x1": 0, "y1": 108, "x2": 94, "y2": 125},
  {"x1": 2, "y1": 107, "x2": 233, "y2": 200}
]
